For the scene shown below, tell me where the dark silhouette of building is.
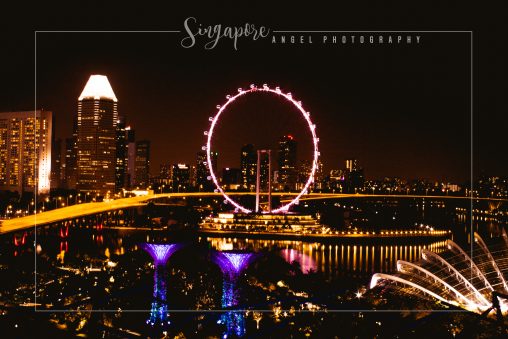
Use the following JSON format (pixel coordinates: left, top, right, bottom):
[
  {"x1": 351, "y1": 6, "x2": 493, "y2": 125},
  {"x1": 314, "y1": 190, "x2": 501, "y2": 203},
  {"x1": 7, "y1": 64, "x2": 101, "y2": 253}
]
[
  {"x1": 172, "y1": 163, "x2": 190, "y2": 192},
  {"x1": 115, "y1": 116, "x2": 127, "y2": 191},
  {"x1": 222, "y1": 167, "x2": 242, "y2": 190},
  {"x1": 125, "y1": 127, "x2": 135, "y2": 188},
  {"x1": 278, "y1": 135, "x2": 297, "y2": 191},
  {"x1": 63, "y1": 136, "x2": 77, "y2": 190},
  {"x1": 344, "y1": 159, "x2": 364, "y2": 193},
  {"x1": 134, "y1": 140, "x2": 150, "y2": 187},
  {"x1": 196, "y1": 150, "x2": 217, "y2": 191},
  {"x1": 240, "y1": 144, "x2": 256, "y2": 191},
  {"x1": 51, "y1": 138, "x2": 63, "y2": 190}
]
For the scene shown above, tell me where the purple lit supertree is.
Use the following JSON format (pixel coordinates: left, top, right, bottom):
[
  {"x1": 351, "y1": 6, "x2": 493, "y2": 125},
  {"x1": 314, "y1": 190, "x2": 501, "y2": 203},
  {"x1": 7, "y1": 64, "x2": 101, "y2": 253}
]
[
  {"x1": 213, "y1": 251, "x2": 255, "y2": 338},
  {"x1": 141, "y1": 243, "x2": 181, "y2": 327}
]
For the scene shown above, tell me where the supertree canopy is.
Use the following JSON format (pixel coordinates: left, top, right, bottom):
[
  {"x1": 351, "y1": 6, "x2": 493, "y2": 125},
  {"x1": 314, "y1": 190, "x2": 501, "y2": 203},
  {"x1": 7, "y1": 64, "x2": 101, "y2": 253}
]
[
  {"x1": 214, "y1": 252, "x2": 255, "y2": 282},
  {"x1": 141, "y1": 243, "x2": 182, "y2": 327},
  {"x1": 142, "y1": 243, "x2": 181, "y2": 266}
]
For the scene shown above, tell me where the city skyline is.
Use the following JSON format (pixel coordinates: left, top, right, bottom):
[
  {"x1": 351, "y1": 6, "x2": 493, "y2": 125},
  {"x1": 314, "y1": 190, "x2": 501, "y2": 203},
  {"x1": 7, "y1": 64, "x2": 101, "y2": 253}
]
[{"x1": 8, "y1": 32, "x2": 488, "y2": 182}]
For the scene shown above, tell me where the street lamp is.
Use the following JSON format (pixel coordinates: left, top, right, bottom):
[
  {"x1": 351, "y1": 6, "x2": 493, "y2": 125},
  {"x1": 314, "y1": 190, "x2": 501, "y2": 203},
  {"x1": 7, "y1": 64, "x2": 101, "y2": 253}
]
[{"x1": 55, "y1": 196, "x2": 62, "y2": 209}]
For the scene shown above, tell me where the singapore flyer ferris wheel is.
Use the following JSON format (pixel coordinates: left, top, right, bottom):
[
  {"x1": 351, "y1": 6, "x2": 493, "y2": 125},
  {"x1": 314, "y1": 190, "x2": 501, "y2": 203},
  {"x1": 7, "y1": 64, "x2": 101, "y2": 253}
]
[{"x1": 204, "y1": 84, "x2": 320, "y2": 214}]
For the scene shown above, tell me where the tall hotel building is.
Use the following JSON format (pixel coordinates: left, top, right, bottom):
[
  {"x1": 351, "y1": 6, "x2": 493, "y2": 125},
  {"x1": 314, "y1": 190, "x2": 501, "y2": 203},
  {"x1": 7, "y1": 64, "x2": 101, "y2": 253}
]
[
  {"x1": 0, "y1": 110, "x2": 52, "y2": 194},
  {"x1": 278, "y1": 135, "x2": 297, "y2": 191},
  {"x1": 76, "y1": 75, "x2": 118, "y2": 194}
]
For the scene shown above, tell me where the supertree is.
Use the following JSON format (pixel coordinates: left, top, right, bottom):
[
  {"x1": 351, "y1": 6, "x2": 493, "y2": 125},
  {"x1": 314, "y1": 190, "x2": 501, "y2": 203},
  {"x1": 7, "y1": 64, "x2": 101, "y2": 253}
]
[
  {"x1": 141, "y1": 243, "x2": 181, "y2": 327},
  {"x1": 213, "y1": 251, "x2": 256, "y2": 338}
]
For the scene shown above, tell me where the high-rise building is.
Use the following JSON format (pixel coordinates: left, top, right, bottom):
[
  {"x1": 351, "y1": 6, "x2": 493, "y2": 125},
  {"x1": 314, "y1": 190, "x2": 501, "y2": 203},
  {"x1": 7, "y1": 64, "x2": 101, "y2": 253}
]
[
  {"x1": 76, "y1": 75, "x2": 118, "y2": 194},
  {"x1": 189, "y1": 165, "x2": 197, "y2": 188},
  {"x1": 115, "y1": 116, "x2": 127, "y2": 190},
  {"x1": 196, "y1": 150, "x2": 217, "y2": 191},
  {"x1": 51, "y1": 138, "x2": 63, "y2": 190},
  {"x1": 63, "y1": 136, "x2": 77, "y2": 189},
  {"x1": 345, "y1": 159, "x2": 364, "y2": 193},
  {"x1": 125, "y1": 126, "x2": 136, "y2": 188},
  {"x1": 259, "y1": 152, "x2": 270, "y2": 190},
  {"x1": 134, "y1": 140, "x2": 150, "y2": 187},
  {"x1": 278, "y1": 135, "x2": 297, "y2": 191},
  {"x1": 240, "y1": 144, "x2": 256, "y2": 191},
  {"x1": 172, "y1": 164, "x2": 190, "y2": 192},
  {"x1": 222, "y1": 167, "x2": 241, "y2": 190},
  {"x1": 346, "y1": 159, "x2": 358, "y2": 172},
  {"x1": 0, "y1": 110, "x2": 53, "y2": 194},
  {"x1": 159, "y1": 163, "x2": 171, "y2": 181},
  {"x1": 297, "y1": 159, "x2": 324, "y2": 191}
]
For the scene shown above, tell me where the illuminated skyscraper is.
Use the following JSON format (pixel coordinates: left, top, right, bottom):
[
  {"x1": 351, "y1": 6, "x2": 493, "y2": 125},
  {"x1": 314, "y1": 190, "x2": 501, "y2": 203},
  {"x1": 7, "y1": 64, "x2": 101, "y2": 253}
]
[
  {"x1": 76, "y1": 75, "x2": 118, "y2": 194},
  {"x1": 240, "y1": 144, "x2": 256, "y2": 191},
  {"x1": 171, "y1": 163, "x2": 190, "y2": 192},
  {"x1": 278, "y1": 135, "x2": 297, "y2": 191},
  {"x1": 134, "y1": 140, "x2": 150, "y2": 187},
  {"x1": 298, "y1": 159, "x2": 324, "y2": 191},
  {"x1": 0, "y1": 110, "x2": 52, "y2": 194}
]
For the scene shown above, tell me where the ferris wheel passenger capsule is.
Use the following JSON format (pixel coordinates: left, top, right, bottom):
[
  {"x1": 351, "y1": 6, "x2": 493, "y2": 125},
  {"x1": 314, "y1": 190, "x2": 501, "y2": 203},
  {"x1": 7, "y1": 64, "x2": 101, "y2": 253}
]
[
  {"x1": 263, "y1": 84, "x2": 269, "y2": 90},
  {"x1": 201, "y1": 146, "x2": 206, "y2": 150},
  {"x1": 250, "y1": 84, "x2": 255, "y2": 89},
  {"x1": 207, "y1": 176, "x2": 212, "y2": 180},
  {"x1": 209, "y1": 117, "x2": 214, "y2": 121},
  {"x1": 238, "y1": 88, "x2": 243, "y2": 93},
  {"x1": 275, "y1": 86, "x2": 281, "y2": 93},
  {"x1": 216, "y1": 105, "x2": 221, "y2": 109},
  {"x1": 226, "y1": 95, "x2": 231, "y2": 99},
  {"x1": 203, "y1": 131, "x2": 208, "y2": 136}
]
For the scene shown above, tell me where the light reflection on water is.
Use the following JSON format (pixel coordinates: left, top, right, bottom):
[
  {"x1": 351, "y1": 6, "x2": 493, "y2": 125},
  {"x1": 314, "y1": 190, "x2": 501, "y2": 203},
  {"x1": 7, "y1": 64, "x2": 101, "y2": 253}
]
[{"x1": 206, "y1": 237, "x2": 448, "y2": 279}]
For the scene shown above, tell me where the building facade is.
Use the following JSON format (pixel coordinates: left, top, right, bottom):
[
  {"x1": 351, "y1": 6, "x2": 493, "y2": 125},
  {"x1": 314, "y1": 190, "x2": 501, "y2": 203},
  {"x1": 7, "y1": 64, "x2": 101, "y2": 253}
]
[
  {"x1": 277, "y1": 135, "x2": 297, "y2": 191},
  {"x1": 172, "y1": 163, "x2": 190, "y2": 192},
  {"x1": 115, "y1": 116, "x2": 127, "y2": 191},
  {"x1": 0, "y1": 110, "x2": 53, "y2": 194},
  {"x1": 76, "y1": 75, "x2": 118, "y2": 194},
  {"x1": 196, "y1": 150, "x2": 217, "y2": 191},
  {"x1": 240, "y1": 144, "x2": 256, "y2": 191},
  {"x1": 125, "y1": 127, "x2": 136, "y2": 188},
  {"x1": 134, "y1": 140, "x2": 150, "y2": 187}
]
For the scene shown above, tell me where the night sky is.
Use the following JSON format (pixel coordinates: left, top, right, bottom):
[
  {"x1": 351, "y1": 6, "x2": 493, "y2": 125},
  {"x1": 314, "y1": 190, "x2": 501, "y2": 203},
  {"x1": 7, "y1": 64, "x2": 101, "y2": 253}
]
[{"x1": 1, "y1": 3, "x2": 506, "y2": 183}]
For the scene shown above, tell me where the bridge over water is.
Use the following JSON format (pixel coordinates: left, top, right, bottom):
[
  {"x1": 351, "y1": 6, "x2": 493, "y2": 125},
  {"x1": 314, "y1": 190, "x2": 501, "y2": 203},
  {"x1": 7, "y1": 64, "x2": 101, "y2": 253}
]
[{"x1": 0, "y1": 192, "x2": 505, "y2": 235}]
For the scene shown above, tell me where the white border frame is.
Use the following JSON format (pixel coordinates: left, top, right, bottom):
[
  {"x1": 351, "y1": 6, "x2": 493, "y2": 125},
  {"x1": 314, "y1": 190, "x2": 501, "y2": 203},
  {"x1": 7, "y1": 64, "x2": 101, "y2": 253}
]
[{"x1": 33, "y1": 30, "x2": 474, "y2": 314}]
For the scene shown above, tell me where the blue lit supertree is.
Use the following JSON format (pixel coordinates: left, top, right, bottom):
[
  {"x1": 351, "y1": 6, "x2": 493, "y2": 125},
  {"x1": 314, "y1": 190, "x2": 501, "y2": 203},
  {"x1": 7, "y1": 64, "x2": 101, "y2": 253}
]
[
  {"x1": 142, "y1": 243, "x2": 181, "y2": 327},
  {"x1": 213, "y1": 251, "x2": 255, "y2": 338}
]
